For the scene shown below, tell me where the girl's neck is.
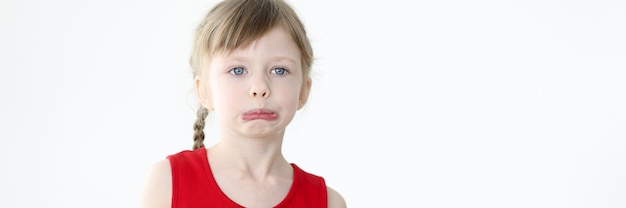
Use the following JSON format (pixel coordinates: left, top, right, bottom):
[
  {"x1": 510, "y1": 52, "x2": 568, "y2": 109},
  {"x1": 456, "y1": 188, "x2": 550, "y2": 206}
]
[{"x1": 208, "y1": 133, "x2": 291, "y2": 179}]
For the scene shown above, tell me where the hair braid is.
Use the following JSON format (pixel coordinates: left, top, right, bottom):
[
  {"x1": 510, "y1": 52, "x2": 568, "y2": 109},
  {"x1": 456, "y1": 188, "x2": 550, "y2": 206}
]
[{"x1": 192, "y1": 107, "x2": 209, "y2": 150}]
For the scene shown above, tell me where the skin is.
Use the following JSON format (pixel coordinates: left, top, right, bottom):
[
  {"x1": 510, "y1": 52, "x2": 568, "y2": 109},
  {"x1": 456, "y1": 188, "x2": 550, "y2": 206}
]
[{"x1": 140, "y1": 26, "x2": 346, "y2": 208}]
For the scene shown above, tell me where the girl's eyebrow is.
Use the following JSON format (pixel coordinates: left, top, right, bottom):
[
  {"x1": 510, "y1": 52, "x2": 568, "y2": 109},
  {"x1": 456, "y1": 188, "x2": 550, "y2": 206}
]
[
  {"x1": 222, "y1": 56, "x2": 298, "y2": 66},
  {"x1": 221, "y1": 56, "x2": 249, "y2": 63},
  {"x1": 270, "y1": 56, "x2": 298, "y2": 66}
]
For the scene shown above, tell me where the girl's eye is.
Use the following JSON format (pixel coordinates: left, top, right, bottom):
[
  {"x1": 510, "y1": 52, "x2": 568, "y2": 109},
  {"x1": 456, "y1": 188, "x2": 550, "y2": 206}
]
[
  {"x1": 229, "y1": 67, "x2": 246, "y2": 75},
  {"x1": 271, "y1": 67, "x2": 287, "y2": 75}
]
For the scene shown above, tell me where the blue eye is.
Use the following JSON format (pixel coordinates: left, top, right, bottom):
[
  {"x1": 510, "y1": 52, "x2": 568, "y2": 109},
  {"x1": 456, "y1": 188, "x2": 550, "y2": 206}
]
[
  {"x1": 230, "y1": 67, "x2": 245, "y2": 75},
  {"x1": 271, "y1": 67, "x2": 287, "y2": 75}
]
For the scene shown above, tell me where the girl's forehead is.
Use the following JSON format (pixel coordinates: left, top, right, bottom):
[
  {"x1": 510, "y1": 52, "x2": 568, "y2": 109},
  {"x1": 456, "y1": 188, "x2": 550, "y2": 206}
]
[{"x1": 215, "y1": 27, "x2": 301, "y2": 63}]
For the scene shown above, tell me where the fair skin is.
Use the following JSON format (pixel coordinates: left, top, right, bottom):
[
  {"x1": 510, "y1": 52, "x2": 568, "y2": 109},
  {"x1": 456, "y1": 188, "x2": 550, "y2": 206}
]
[{"x1": 140, "y1": 26, "x2": 346, "y2": 208}]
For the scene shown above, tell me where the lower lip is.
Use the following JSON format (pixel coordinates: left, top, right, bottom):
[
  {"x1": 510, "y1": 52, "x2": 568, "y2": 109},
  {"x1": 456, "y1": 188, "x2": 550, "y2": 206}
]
[{"x1": 242, "y1": 113, "x2": 278, "y2": 121}]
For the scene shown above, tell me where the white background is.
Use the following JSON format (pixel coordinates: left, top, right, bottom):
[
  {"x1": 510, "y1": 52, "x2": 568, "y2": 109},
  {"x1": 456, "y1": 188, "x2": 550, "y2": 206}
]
[{"x1": 1, "y1": 0, "x2": 625, "y2": 207}]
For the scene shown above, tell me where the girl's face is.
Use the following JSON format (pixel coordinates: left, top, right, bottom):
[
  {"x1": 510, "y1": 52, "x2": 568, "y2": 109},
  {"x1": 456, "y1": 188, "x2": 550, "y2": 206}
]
[{"x1": 196, "y1": 26, "x2": 311, "y2": 139}]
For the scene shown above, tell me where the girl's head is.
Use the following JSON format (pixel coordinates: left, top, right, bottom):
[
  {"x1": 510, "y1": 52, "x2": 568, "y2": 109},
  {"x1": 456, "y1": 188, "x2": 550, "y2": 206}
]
[{"x1": 190, "y1": 0, "x2": 314, "y2": 150}]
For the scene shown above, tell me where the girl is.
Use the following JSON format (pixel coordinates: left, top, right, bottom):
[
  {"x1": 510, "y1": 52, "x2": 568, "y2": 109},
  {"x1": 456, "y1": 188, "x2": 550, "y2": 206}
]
[{"x1": 140, "y1": 0, "x2": 346, "y2": 207}]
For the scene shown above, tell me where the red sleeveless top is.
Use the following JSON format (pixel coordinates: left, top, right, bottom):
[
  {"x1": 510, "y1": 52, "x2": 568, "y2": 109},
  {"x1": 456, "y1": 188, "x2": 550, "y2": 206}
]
[{"x1": 167, "y1": 148, "x2": 328, "y2": 208}]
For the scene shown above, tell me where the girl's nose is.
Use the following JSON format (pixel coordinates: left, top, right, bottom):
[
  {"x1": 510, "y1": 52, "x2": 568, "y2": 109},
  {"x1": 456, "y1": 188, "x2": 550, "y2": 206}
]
[
  {"x1": 249, "y1": 76, "x2": 270, "y2": 98},
  {"x1": 251, "y1": 90, "x2": 269, "y2": 98}
]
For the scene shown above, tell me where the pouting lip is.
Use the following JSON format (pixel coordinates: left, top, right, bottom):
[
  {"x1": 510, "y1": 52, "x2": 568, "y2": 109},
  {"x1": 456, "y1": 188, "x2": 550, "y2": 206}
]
[{"x1": 243, "y1": 108, "x2": 276, "y2": 115}]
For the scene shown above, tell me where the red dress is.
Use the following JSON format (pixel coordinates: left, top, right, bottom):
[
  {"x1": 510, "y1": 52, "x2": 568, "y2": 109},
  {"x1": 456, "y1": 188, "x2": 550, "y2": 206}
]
[{"x1": 167, "y1": 147, "x2": 328, "y2": 208}]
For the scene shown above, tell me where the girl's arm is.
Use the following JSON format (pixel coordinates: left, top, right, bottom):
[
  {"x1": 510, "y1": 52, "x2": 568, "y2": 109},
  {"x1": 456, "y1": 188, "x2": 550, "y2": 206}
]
[{"x1": 139, "y1": 159, "x2": 172, "y2": 208}]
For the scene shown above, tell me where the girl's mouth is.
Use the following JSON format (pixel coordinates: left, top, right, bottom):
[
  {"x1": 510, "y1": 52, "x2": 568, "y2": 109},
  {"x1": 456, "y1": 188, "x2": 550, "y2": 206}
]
[{"x1": 242, "y1": 108, "x2": 278, "y2": 120}]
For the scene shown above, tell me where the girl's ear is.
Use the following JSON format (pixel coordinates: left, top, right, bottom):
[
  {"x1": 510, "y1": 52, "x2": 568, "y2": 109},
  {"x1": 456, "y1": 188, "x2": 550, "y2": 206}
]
[
  {"x1": 297, "y1": 77, "x2": 312, "y2": 110},
  {"x1": 195, "y1": 75, "x2": 214, "y2": 110}
]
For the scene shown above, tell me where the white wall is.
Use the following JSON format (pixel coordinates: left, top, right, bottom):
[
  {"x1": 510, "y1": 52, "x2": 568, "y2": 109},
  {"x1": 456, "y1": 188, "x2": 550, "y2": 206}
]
[{"x1": 1, "y1": 0, "x2": 625, "y2": 207}]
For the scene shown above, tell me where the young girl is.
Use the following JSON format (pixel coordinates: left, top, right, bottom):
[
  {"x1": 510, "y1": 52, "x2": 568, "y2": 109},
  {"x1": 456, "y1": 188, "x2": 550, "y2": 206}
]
[{"x1": 140, "y1": 0, "x2": 346, "y2": 207}]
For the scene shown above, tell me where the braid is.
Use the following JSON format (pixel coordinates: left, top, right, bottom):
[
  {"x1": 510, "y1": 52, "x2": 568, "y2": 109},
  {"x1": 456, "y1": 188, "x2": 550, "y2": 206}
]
[{"x1": 192, "y1": 106, "x2": 209, "y2": 150}]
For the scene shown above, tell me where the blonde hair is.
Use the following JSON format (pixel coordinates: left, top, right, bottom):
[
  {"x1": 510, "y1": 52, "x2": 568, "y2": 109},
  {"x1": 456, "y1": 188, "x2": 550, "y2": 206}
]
[{"x1": 190, "y1": 0, "x2": 314, "y2": 150}]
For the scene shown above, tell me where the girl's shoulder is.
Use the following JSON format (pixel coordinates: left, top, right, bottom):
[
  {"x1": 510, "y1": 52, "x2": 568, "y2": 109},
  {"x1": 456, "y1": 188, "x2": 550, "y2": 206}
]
[
  {"x1": 139, "y1": 159, "x2": 172, "y2": 208},
  {"x1": 289, "y1": 163, "x2": 347, "y2": 208},
  {"x1": 327, "y1": 186, "x2": 347, "y2": 208},
  {"x1": 140, "y1": 148, "x2": 202, "y2": 208}
]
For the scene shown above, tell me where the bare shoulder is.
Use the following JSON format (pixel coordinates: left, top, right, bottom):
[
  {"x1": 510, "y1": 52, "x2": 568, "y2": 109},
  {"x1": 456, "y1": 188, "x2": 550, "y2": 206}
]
[
  {"x1": 327, "y1": 186, "x2": 347, "y2": 208},
  {"x1": 139, "y1": 159, "x2": 172, "y2": 208}
]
